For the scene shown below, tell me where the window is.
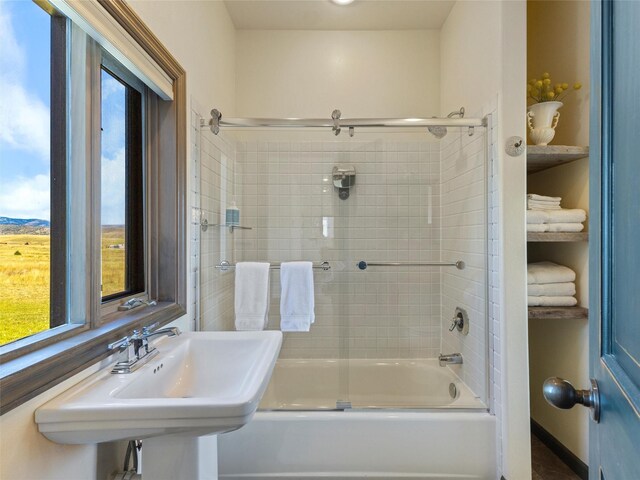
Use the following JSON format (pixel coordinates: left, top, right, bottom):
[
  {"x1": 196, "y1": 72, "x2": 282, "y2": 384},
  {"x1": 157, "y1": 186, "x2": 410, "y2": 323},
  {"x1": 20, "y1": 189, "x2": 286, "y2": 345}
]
[
  {"x1": 0, "y1": 1, "x2": 187, "y2": 414},
  {"x1": 100, "y1": 66, "x2": 144, "y2": 302},
  {"x1": 0, "y1": 2, "x2": 66, "y2": 344}
]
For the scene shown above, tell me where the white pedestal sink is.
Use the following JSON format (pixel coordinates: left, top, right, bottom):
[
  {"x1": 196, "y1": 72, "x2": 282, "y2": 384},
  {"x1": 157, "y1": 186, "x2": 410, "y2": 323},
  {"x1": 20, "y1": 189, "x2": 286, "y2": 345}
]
[{"x1": 36, "y1": 331, "x2": 282, "y2": 479}]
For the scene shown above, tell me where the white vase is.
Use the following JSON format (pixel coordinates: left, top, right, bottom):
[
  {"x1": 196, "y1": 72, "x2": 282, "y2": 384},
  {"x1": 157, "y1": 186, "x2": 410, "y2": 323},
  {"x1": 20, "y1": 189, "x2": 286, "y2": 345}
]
[{"x1": 527, "y1": 101, "x2": 563, "y2": 146}]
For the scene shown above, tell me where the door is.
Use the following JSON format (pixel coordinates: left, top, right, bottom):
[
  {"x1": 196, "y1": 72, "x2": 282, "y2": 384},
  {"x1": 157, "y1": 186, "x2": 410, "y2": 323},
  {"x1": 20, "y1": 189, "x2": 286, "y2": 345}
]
[{"x1": 590, "y1": 1, "x2": 640, "y2": 477}]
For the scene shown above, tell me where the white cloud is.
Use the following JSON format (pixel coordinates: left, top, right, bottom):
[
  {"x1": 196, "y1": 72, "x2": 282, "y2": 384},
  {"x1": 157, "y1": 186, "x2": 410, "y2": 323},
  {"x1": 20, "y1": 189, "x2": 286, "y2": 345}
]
[
  {"x1": 101, "y1": 148, "x2": 126, "y2": 225},
  {"x1": 0, "y1": 3, "x2": 26, "y2": 75},
  {"x1": 0, "y1": 3, "x2": 50, "y2": 160},
  {"x1": 0, "y1": 174, "x2": 50, "y2": 220},
  {"x1": 0, "y1": 80, "x2": 50, "y2": 159}
]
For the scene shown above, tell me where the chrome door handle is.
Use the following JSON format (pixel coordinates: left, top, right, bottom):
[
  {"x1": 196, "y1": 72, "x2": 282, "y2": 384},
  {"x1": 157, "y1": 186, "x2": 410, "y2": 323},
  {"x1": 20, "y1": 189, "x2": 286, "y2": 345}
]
[{"x1": 543, "y1": 377, "x2": 600, "y2": 423}]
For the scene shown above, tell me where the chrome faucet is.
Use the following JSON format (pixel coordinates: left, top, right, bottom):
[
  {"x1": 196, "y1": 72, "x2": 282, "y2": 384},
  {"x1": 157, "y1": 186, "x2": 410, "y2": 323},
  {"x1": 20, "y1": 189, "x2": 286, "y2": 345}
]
[
  {"x1": 439, "y1": 353, "x2": 463, "y2": 367},
  {"x1": 108, "y1": 323, "x2": 181, "y2": 374}
]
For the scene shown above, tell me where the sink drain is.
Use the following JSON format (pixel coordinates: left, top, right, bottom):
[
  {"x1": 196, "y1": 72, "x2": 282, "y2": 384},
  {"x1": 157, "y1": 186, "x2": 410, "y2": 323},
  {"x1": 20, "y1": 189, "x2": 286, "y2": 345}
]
[{"x1": 449, "y1": 382, "x2": 458, "y2": 399}]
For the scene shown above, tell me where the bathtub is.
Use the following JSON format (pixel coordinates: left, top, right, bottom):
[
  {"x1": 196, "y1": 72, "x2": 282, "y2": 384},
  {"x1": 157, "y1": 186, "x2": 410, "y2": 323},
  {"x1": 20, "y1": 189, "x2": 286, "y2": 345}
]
[{"x1": 218, "y1": 359, "x2": 496, "y2": 479}]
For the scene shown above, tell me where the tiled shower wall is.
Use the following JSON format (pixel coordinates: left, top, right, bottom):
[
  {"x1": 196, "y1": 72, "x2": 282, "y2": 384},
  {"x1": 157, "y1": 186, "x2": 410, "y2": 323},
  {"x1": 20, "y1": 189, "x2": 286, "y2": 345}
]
[
  {"x1": 234, "y1": 137, "x2": 443, "y2": 359},
  {"x1": 440, "y1": 126, "x2": 489, "y2": 401},
  {"x1": 194, "y1": 125, "x2": 497, "y2": 405}
]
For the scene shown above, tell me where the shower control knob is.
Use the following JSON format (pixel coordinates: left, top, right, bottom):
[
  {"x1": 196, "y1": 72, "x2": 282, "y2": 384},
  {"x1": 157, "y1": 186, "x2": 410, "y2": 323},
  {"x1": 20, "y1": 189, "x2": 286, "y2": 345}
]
[{"x1": 542, "y1": 377, "x2": 600, "y2": 423}]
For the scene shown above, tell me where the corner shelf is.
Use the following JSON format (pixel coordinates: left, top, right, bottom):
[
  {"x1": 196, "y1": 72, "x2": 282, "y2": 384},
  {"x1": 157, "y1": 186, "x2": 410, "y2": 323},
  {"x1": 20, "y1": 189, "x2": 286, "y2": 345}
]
[
  {"x1": 527, "y1": 145, "x2": 589, "y2": 174},
  {"x1": 528, "y1": 306, "x2": 588, "y2": 320},
  {"x1": 527, "y1": 232, "x2": 588, "y2": 242}
]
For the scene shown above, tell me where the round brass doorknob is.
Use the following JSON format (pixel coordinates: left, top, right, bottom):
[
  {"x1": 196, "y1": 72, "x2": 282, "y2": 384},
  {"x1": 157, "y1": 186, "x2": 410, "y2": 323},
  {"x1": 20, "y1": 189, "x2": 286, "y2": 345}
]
[{"x1": 542, "y1": 377, "x2": 600, "y2": 423}]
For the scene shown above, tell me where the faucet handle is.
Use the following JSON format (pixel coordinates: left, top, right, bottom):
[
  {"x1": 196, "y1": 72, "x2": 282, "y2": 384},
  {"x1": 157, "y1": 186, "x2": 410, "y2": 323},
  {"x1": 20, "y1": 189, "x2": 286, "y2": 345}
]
[
  {"x1": 142, "y1": 322, "x2": 160, "y2": 335},
  {"x1": 108, "y1": 336, "x2": 130, "y2": 351},
  {"x1": 449, "y1": 316, "x2": 459, "y2": 331}
]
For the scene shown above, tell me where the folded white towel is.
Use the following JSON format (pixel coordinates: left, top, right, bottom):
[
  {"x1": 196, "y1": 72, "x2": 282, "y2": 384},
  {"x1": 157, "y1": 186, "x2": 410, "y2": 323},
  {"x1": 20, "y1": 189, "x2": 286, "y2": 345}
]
[
  {"x1": 528, "y1": 201, "x2": 562, "y2": 210},
  {"x1": 528, "y1": 194, "x2": 562, "y2": 202},
  {"x1": 546, "y1": 209, "x2": 587, "y2": 224},
  {"x1": 528, "y1": 295, "x2": 578, "y2": 307},
  {"x1": 548, "y1": 223, "x2": 584, "y2": 232},
  {"x1": 235, "y1": 262, "x2": 270, "y2": 331},
  {"x1": 527, "y1": 210, "x2": 549, "y2": 224},
  {"x1": 528, "y1": 282, "x2": 576, "y2": 296},
  {"x1": 527, "y1": 224, "x2": 549, "y2": 232},
  {"x1": 280, "y1": 261, "x2": 315, "y2": 332},
  {"x1": 528, "y1": 261, "x2": 576, "y2": 284}
]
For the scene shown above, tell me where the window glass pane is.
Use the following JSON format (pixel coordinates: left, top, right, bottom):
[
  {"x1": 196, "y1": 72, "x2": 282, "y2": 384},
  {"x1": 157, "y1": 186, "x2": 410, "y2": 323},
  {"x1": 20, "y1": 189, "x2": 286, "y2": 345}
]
[
  {"x1": 0, "y1": 2, "x2": 52, "y2": 345},
  {"x1": 100, "y1": 69, "x2": 127, "y2": 298}
]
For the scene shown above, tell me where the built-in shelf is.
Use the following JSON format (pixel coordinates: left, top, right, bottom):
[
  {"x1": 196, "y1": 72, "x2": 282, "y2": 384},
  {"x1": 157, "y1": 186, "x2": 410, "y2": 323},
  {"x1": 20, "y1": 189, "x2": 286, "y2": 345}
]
[
  {"x1": 527, "y1": 145, "x2": 589, "y2": 174},
  {"x1": 527, "y1": 232, "x2": 589, "y2": 242},
  {"x1": 528, "y1": 306, "x2": 588, "y2": 320}
]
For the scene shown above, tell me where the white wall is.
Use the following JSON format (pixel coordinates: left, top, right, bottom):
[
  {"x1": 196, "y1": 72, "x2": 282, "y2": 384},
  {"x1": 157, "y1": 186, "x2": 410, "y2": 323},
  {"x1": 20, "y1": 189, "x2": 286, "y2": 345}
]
[
  {"x1": 526, "y1": 0, "x2": 591, "y2": 463},
  {"x1": 0, "y1": 2, "x2": 237, "y2": 479},
  {"x1": 236, "y1": 30, "x2": 440, "y2": 118},
  {"x1": 441, "y1": 2, "x2": 529, "y2": 479}
]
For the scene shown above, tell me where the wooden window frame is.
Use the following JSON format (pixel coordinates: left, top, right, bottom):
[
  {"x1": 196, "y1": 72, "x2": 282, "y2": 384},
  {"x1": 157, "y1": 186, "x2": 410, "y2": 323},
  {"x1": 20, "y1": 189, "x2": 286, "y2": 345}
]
[{"x1": 0, "y1": 0, "x2": 187, "y2": 415}]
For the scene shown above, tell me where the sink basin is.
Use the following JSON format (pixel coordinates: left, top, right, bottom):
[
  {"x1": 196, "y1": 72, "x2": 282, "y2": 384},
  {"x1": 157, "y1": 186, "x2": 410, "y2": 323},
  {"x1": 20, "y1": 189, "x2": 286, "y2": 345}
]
[{"x1": 36, "y1": 331, "x2": 282, "y2": 444}]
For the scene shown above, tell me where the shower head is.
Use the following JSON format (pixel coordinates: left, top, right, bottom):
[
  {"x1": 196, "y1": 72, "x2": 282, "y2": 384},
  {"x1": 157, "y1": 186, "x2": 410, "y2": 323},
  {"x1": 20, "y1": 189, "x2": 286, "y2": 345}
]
[
  {"x1": 426, "y1": 107, "x2": 466, "y2": 139},
  {"x1": 427, "y1": 125, "x2": 447, "y2": 139}
]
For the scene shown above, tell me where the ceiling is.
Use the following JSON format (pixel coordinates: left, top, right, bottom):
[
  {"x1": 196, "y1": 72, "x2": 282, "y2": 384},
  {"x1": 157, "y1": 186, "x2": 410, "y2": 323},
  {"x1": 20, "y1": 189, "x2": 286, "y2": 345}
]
[{"x1": 223, "y1": 0, "x2": 456, "y2": 30}]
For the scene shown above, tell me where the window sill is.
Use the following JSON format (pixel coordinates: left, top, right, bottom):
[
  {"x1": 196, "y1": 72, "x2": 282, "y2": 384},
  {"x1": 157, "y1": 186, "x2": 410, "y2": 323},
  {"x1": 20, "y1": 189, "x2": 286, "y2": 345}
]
[{"x1": 0, "y1": 302, "x2": 185, "y2": 415}]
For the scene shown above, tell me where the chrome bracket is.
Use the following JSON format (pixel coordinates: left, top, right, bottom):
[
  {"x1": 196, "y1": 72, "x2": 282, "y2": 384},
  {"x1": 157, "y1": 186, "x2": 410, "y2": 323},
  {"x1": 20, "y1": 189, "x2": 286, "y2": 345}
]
[
  {"x1": 331, "y1": 109, "x2": 341, "y2": 136},
  {"x1": 210, "y1": 108, "x2": 222, "y2": 135}
]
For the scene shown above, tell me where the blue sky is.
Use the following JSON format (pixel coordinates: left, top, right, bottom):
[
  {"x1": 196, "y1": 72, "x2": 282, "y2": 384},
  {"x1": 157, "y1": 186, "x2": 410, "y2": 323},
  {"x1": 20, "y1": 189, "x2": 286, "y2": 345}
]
[
  {"x1": 0, "y1": 0, "x2": 126, "y2": 225},
  {"x1": 0, "y1": 0, "x2": 51, "y2": 220}
]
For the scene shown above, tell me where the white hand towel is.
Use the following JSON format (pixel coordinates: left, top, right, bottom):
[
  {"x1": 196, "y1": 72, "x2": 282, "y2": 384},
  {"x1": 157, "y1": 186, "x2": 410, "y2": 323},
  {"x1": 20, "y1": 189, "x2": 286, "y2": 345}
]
[
  {"x1": 528, "y1": 295, "x2": 578, "y2": 307},
  {"x1": 235, "y1": 262, "x2": 270, "y2": 331},
  {"x1": 527, "y1": 194, "x2": 562, "y2": 202},
  {"x1": 527, "y1": 224, "x2": 549, "y2": 232},
  {"x1": 528, "y1": 261, "x2": 576, "y2": 284},
  {"x1": 527, "y1": 210, "x2": 549, "y2": 224},
  {"x1": 548, "y1": 223, "x2": 584, "y2": 232},
  {"x1": 528, "y1": 282, "x2": 576, "y2": 296},
  {"x1": 546, "y1": 209, "x2": 587, "y2": 224},
  {"x1": 280, "y1": 261, "x2": 315, "y2": 332}
]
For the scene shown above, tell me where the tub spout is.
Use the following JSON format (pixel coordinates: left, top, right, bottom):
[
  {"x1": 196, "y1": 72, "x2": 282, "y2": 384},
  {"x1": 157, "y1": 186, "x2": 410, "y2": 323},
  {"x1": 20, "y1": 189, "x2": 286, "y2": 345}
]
[{"x1": 439, "y1": 353, "x2": 463, "y2": 367}]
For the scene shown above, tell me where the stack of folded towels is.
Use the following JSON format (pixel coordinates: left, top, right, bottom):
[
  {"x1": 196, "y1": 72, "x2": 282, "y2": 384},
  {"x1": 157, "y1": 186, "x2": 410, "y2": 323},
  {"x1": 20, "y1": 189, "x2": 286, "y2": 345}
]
[
  {"x1": 527, "y1": 261, "x2": 577, "y2": 307},
  {"x1": 527, "y1": 194, "x2": 586, "y2": 232}
]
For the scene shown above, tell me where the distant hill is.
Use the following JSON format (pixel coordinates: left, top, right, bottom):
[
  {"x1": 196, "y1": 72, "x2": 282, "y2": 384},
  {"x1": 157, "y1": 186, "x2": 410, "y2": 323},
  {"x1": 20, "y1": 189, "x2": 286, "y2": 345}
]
[
  {"x1": 0, "y1": 217, "x2": 50, "y2": 227},
  {"x1": 0, "y1": 217, "x2": 51, "y2": 235}
]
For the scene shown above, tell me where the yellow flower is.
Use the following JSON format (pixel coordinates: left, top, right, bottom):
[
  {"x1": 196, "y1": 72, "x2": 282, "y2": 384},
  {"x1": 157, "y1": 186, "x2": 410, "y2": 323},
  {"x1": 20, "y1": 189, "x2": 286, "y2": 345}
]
[
  {"x1": 542, "y1": 72, "x2": 550, "y2": 79},
  {"x1": 535, "y1": 80, "x2": 543, "y2": 88},
  {"x1": 574, "y1": 82, "x2": 582, "y2": 90},
  {"x1": 543, "y1": 78, "x2": 551, "y2": 85},
  {"x1": 555, "y1": 83, "x2": 561, "y2": 89},
  {"x1": 547, "y1": 91, "x2": 555, "y2": 99},
  {"x1": 555, "y1": 87, "x2": 563, "y2": 94},
  {"x1": 562, "y1": 83, "x2": 569, "y2": 89}
]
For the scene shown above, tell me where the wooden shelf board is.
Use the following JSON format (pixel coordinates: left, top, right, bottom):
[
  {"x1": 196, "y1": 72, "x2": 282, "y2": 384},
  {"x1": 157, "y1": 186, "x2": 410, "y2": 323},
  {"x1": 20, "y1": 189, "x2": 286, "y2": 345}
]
[
  {"x1": 528, "y1": 306, "x2": 588, "y2": 320},
  {"x1": 527, "y1": 145, "x2": 589, "y2": 174},
  {"x1": 527, "y1": 232, "x2": 589, "y2": 242}
]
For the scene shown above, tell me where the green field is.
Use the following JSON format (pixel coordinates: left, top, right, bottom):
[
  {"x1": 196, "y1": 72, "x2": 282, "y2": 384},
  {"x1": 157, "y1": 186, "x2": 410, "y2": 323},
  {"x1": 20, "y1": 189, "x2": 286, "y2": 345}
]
[{"x1": 0, "y1": 228, "x2": 125, "y2": 345}]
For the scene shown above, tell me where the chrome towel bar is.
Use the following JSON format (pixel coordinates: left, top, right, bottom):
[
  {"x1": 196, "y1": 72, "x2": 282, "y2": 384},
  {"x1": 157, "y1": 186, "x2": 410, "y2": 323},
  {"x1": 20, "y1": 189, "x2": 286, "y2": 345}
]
[
  {"x1": 216, "y1": 260, "x2": 331, "y2": 272},
  {"x1": 357, "y1": 260, "x2": 465, "y2": 270}
]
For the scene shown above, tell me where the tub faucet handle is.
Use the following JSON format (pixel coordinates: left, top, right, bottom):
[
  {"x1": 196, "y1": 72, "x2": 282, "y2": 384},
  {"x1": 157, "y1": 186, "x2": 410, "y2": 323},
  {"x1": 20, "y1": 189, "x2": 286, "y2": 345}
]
[{"x1": 449, "y1": 316, "x2": 459, "y2": 331}]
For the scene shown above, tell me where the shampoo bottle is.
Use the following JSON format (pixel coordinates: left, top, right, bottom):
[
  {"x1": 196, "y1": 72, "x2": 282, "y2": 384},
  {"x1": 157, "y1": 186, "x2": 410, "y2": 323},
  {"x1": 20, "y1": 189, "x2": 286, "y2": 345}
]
[{"x1": 225, "y1": 201, "x2": 240, "y2": 226}]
